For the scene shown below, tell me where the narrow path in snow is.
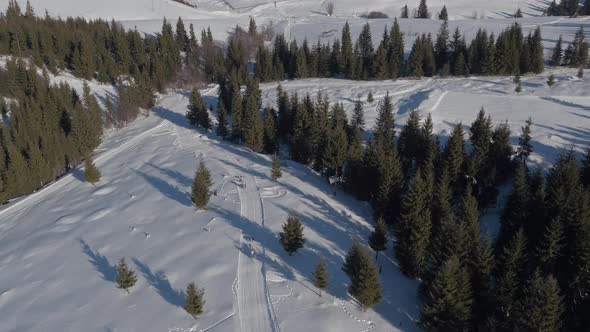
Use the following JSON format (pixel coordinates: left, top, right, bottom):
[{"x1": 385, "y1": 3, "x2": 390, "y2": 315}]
[{"x1": 235, "y1": 164, "x2": 276, "y2": 332}]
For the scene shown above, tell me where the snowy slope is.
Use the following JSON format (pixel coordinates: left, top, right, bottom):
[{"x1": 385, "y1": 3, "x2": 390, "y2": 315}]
[
  {"x1": 1, "y1": 67, "x2": 589, "y2": 331},
  {"x1": 0, "y1": 85, "x2": 418, "y2": 332},
  {"x1": 260, "y1": 67, "x2": 590, "y2": 168},
  {"x1": 4, "y1": 0, "x2": 590, "y2": 53}
]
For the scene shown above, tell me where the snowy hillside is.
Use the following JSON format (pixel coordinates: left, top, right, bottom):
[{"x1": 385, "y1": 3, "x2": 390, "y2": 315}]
[
  {"x1": 0, "y1": 85, "x2": 418, "y2": 332},
  {"x1": 0, "y1": 65, "x2": 589, "y2": 331},
  {"x1": 4, "y1": 0, "x2": 590, "y2": 54}
]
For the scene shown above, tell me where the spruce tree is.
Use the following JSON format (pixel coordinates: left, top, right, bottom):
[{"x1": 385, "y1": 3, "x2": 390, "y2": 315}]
[
  {"x1": 216, "y1": 101, "x2": 230, "y2": 138},
  {"x1": 536, "y1": 218, "x2": 564, "y2": 274},
  {"x1": 438, "y1": 5, "x2": 448, "y2": 20},
  {"x1": 279, "y1": 215, "x2": 305, "y2": 255},
  {"x1": 184, "y1": 282, "x2": 205, "y2": 319},
  {"x1": 443, "y1": 123, "x2": 465, "y2": 183},
  {"x1": 366, "y1": 90, "x2": 374, "y2": 103},
  {"x1": 394, "y1": 169, "x2": 432, "y2": 278},
  {"x1": 368, "y1": 217, "x2": 388, "y2": 260},
  {"x1": 547, "y1": 73, "x2": 556, "y2": 87},
  {"x1": 84, "y1": 157, "x2": 101, "y2": 185},
  {"x1": 344, "y1": 241, "x2": 382, "y2": 309},
  {"x1": 191, "y1": 161, "x2": 212, "y2": 209},
  {"x1": 517, "y1": 117, "x2": 533, "y2": 165},
  {"x1": 494, "y1": 229, "x2": 528, "y2": 327},
  {"x1": 351, "y1": 99, "x2": 365, "y2": 130},
  {"x1": 496, "y1": 164, "x2": 529, "y2": 252},
  {"x1": 115, "y1": 258, "x2": 137, "y2": 293},
  {"x1": 262, "y1": 107, "x2": 277, "y2": 154},
  {"x1": 578, "y1": 66, "x2": 584, "y2": 79},
  {"x1": 416, "y1": 0, "x2": 429, "y2": 18},
  {"x1": 401, "y1": 5, "x2": 409, "y2": 18},
  {"x1": 341, "y1": 22, "x2": 354, "y2": 78},
  {"x1": 271, "y1": 154, "x2": 282, "y2": 180},
  {"x1": 515, "y1": 270, "x2": 564, "y2": 331},
  {"x1": 420, "y1": 256, "x2": 472, "y2": 331},
  {"x1": 551, "y1": 35, "x2": 563, "y2": 66},
  {"x1": 312, "y1": 257, "x2": 329, "y2": 296}
]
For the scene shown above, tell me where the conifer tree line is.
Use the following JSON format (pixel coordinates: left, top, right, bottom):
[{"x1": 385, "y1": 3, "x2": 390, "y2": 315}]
[
  {"x1": 251, "y1": 19, "x2": 558, "y2": 82},
  {"x1": 0, "y1": 60, "x2": 103, "y2": 203}
]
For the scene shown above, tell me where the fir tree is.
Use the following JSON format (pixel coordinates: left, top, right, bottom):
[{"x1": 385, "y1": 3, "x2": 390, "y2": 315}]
[
  {"x1": 216, "y1": 101, "x2": 230, "y2": 138},
  {"x1": 515, "y1": 270, "x2": 564, "y2": 331},
  {"x1": 184, "y1": 282, "x2": 205, "y2": 319},
  {"x1": 366, "y1": 90, "x2": 374, "y2": 103},
  {"x1": 341, "y1": 22, "x2": 354, "y2": 78},
  {"x1": 517, "y1": 117, "x2": 533, "y2": 165},
  {"x1": 551, "y1": 35, "x2": 563, "y2": 66},
  {"x1": 115, "y1": 258, "x2": 137, "y2": 293},
  {"x1": 439, "y1": 5, "x2": 448, "y2": 20},
  {"x1": 443, "y1": 123, "x2": 465, "y2": 183},
  {"x1": 351, "y1": 99, "x2": 365, "y2": 130},
  {"x1": 394, "y1": 169, "x2": 432, "y2": 278},
  {"x1": 494, "y1": 229, "x2": 528, "y2": 327},
  {"x1": 368, "y1": 217, "x2": 388, "y2": 260},
  {"x1": 279, "y1": 215, "x2": 305, "y2": 255},
  {"x1": 343, "y1": 241, "x2": 382, "y2": 309},
  {"x1": 262, "y1": 107, "x2": 277, "y2": 154},
  {"x1": 84, "y1": 157, "x2": 101, "y2": 185},
  {"x1": 401, "y1": 5, "x2": 409, "y2": 18},
  {"x1": 514, "y1": 8, "x2": 523, "y2": 18},
  {"x1": 578, "y1": 66, "x2": 584, "y2": 79},
  {"x1": 420, "y1": 255, "x2": 472, "y2": 331},
  {"x1": 191, "y1": 161, "x2": 212, "y2": 209},
  {"x1": 547, "y1": 73, "x2": 556, "y2": 87},
  {"x1": 312, "y1": 257, "x2": 329, "y2": 296},
  {"x1": 416, "y1": 0, "x2": 429, "y2": 18},
  {"x1": 536, "y1": 218, "x2": 564, "y2": 274},
  {"x1": 271, "y1": 154, "x2": 282, "y2": 180}
]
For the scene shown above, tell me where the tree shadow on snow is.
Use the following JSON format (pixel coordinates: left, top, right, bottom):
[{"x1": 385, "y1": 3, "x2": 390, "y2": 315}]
[
  {"x1": 134, "y1": 169, "x2": 192, "y2": 207},
  {"x1": 79, "y1": 239, "x2": 116, "y2": 283},
  {"x1": 146, "y1": 162, "x2": 193, "y2": 187},
  {"x1": 132, "y1": 258, "x2": 185, "y2": 307}
]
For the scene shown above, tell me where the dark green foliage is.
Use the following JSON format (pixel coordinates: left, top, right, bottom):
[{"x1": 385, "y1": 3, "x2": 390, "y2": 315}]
[
  {"x1": 394, "y1": 169, "x2": 432, "y2": 278},
  {"x1": 115, "y1": 258, "x2": 137, "y2": 293},
  {"x1": 443, "y1": 123, "x2": 465, "y2": 183},
  {"x1": 84, "y1": 157, "x2": 101, "y2": 185},
  {"x1": 184, "y1": 282, "x2": 205, "y2": 319},
  {"x1": 187, "y1": 88, "x2": 211, "y2": 130},
  {"x1": 552, "y1": 35, "x2": 563, "y2": 66},
  {"x1": 514, "y1": 8, "x2": 523, "y2": 18},
  {"x1": 242, "y1": 79, "x2": 264, "y2": 152},
  {"x1": 262, "y1": 107, "x2": 277, "y2": 154},
  {"x1": 494, "y1": 229, "x2": 528, "y2": 327},
  {"x1": 517, "y1": 117, "x2": 533, "y2": 165},
  {"x1": 271, "y1": 154, "x2": 282, "y2": 180},
  {"x1": 416, "y1": 0, "x2": 429, "y2": 18},
  {"x1": 438, "y1": 5, "x2": 448, "y2": 20},
  {"x1": 312, "y1": 257, "x2": 329, "y2": 296},
  {"x1": 191, "y1": 161, "x2": 212, "y2": 209},
  {"x1": 536, "y1": 218, "x2": 564, "y2": 274},
  {"x1": 343, "y1": 240, "x2": 382, "y2": 309},
  {"x1": 547, "y1": 73, "x2": 556, "y2": 86},
  {"x1": 401, "y1": 5, "x2": 409, "y2": 18},
  {"x1": 216, "y1": 101, "x2": 230, "y2": 138},
  {"x1": 368, "y1": 218, "x2": 388, "y2": 259},
  {"x1": 420, "y1": 256, "x2": 472, "y2": 331},
  {"x1": 564, "y1": 27, "x2": 589, "y2": 68},
  {"x1": 366, "y1": 91, "x2": 374, "y2": 103},
  {"x1": 496, "y1": 164, "x2": 529, "y2": 252},
  {"x1": 279, "y1": 215, "x2": 305, "y2": 255},
  {"x1": 515, "y1": 270, "x2": 564, "y2": 331},
  {"x1": 578, "y1": 66, "x2": 585, "y2": 78}
]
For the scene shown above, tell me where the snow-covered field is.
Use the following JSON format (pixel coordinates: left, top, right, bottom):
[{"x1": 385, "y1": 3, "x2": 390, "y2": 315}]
[
  {"x1": 0, "y1": 0, "x2": 590, "y2": 331},
  {"x1": 3, "y1": 0, "x2": 589, "y2": 56},
  {"x1": 0, "y1": 66, "x2": 588, "y2": 331}
]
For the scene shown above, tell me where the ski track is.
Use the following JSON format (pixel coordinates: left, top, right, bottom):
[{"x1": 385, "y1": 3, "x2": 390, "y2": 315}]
[
  {"x1": 235, "y1": 164, "x2": 277, "y2": 332},
  {"x1": 429, "y1": 90, "x2": 448, "y2": 112}
]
